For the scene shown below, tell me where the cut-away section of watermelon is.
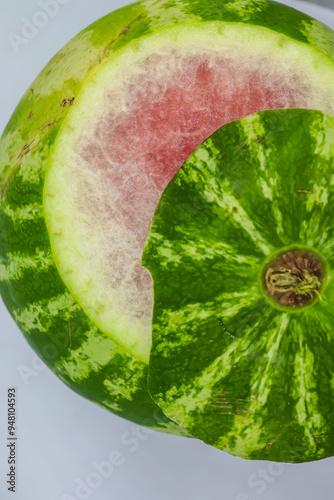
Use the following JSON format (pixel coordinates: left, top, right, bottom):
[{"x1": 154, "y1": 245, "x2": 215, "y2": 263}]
[{"x1": 44, "y1": 23, "x2": 334, "y2": 362}]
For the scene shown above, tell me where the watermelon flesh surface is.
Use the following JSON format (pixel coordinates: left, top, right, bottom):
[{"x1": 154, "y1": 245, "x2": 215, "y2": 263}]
[
  {"x1": 45, "y1": 26, "x2": 334, "y2": 362},
  {"x1": 87, "y1": 56, "x2": 304, "y2": 194},
  {"x1": 80, "y1": 56, "x2": 305, "y2": 316}
]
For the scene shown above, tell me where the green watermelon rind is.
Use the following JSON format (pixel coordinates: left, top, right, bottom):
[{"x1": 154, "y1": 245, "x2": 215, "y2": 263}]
[{"x1": 143, "y1": 108, "x2": 334, "y2": 462}]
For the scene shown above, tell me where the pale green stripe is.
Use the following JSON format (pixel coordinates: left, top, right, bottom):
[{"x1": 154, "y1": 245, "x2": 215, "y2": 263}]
[
  {"x1": 144, "y1": 0, "x2": 200, "y2": 27},
  {"x1": 3, "y1": 202, "x2": 43, "y2": 222},
  {"x1": 13, "y1": 293, "x2": 79, "y2": 333},
  {"x1": 57, "y1": 327, "x2": 144, "y2": 403},
  {"x1": 241, "y1": 114, "x2": 285, "y2": 237},
  {"x1": 159, "y1": 300, "x2": 264, "y2": 425},
  {"x1": 311, "y1": 305, "x2": 334, "y2": 343},
  {"x1": 58, "y1": 326, "x2": 115, "y2": 382},
  {"x1": 250, "y1": 313, "x2": 289, "y2": 404},
  {"x1": 306, "y1": 116, "x2": 334, "y2": 248},
  {"x1": 103, "y1": 361, "x2": 144, "y2": 402},
  {"x1": 201, "y1": 176, "x2": 272, "y2": 255},
  {"x1": 154, "y1": 237, "x2": 261, "y2": 268},
  {"x1": 224, "y1": 0, "x2": 268, "y2": 20},
  {"x1": 309, "y1": 110, "x2": 334, "y2": 161},
  {"x1": 299, "y1": 182, "x2": 330, "y2": 247},
  {"x1": 155, "y1": 287, "x2": 260, "y2": 354},
  {"x1": 160, "y1": 327, "x2": 258, "y2": 426},
  {"x1": 215, "y1": 314, "x2": 289, "y2": 456},
  {"x1": 17, "y1": 156, "x2": 45, "y2": 185},
  {"x1": 292, "y1": 325, "x2": 325, "y2": 451},
  {"x1": 0, "y1": 251, "x2": 53, "y2": 282}
]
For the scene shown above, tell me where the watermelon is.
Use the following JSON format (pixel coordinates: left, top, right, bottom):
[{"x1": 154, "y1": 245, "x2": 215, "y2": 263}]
[
  {"x1": 1, "y1": 0, "x2": 334, "y2": 434},
  {"x1": 142, "y1": 108, "x2": 334, "y2": 463}
]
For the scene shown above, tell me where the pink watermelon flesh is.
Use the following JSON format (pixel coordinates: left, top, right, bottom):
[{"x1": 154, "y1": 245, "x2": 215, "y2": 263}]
[
  {"x1": 84, "y1": 58, "x2": 303, "y2": 197},
  {"x1": 80, "y1": 56, "x2": 305, "y2": 292}
]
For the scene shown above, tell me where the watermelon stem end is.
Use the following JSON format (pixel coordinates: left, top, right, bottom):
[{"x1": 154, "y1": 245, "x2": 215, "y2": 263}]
[{"x1": 263, "y1": 249, "x2": 324, "y2": 308}]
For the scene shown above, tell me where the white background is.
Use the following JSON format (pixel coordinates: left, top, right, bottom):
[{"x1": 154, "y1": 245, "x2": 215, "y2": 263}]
[{"x1": 1, "y1": 1, "x2": 334, "y2": 499}]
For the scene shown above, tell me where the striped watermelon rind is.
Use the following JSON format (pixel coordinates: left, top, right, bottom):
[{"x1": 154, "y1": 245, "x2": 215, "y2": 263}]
[
  {"x1": 1, "y1": 0, "x2": 334, "y2": 436},
  {"x1": 143, "y1": 109, "x2": 334, "y2": 462}
]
